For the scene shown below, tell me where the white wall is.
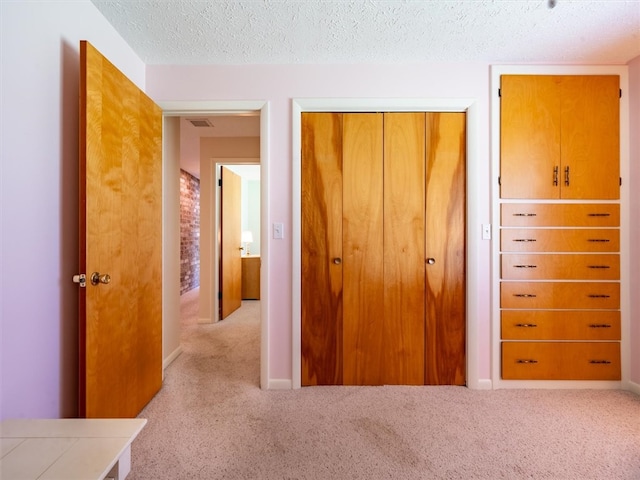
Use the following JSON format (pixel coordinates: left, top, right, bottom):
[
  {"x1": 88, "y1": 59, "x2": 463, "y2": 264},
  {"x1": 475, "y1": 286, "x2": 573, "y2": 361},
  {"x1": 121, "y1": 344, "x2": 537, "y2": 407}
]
[
  {"x1": 0, "y1": 0, "x2": 147, "y2": 419},
  {"x1": 147, "y1": 63, "x2": 494, "y2": 383}
]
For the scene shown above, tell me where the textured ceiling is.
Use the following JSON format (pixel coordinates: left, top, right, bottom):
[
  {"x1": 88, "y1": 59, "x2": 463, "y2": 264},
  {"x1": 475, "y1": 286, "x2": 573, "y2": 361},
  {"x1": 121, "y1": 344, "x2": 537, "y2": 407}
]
[{"x1": 92, "y1": 0, "x2": 640, "y2": 65}]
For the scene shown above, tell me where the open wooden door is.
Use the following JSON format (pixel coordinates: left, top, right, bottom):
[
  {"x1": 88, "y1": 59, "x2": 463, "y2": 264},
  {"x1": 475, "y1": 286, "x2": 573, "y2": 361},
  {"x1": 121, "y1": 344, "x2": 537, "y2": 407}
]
[
  {"x1": 220, "y1": 167, "x2": 242, "y2": 319},
  {"x1": 78, "y1": 41, "x2": 163, "y2": 418}
]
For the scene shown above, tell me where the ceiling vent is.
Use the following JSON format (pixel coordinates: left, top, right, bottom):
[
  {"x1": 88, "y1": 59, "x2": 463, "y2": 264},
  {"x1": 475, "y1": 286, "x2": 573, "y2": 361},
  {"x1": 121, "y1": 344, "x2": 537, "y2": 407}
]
[{"x1": 188, "y1": 118, "x2": 212, "y2": 128}]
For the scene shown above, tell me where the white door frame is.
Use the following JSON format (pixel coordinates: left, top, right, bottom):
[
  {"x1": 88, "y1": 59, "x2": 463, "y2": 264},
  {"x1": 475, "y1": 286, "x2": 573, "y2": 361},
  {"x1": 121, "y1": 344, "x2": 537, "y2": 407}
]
[
  {"x1": 161, "y1": 100, "x2": 270, "y2": 389},
  {"x1": 291, "y1": 98, "x2": 483, "y2": 389}
]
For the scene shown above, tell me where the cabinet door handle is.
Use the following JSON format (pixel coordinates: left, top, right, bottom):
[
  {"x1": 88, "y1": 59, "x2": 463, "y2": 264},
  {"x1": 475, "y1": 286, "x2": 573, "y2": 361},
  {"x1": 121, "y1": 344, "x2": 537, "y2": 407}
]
[
  {"x1": 516, "y1": 359, "x2": 538, "y2": 364},
  {"x1": 515, "y1": 323, "x2": 538, "y2": 328},
  {"x1": 589, "y1": 360, "x2": 612, "y2": 365},
  {"x1": 553, "y1": 165, "x2": 559, "y2": 186},
  {"x1": 587, "y1": 238, "x2": 610, "y2": 242},
  {"x1": 513, "y1": 294, "x2": 537, "y2": 298},
  {"x1": 589, "y1": 324, "x2": 612, "y2": 328},
  {"x1": 513, "y1": 238, "x2": 536, "y2": 243},
  {"x1": 512, "y1": 213, "x2": 537, "y2": 217},
  {"x1": 514, "y1": 265, "x2": 537, "y2": 268},
  {"x1": 587, "y1": 213, "x2": 611, "y2": 217},
  {"x1": 587, "y1": 265, "x2": 610, "y2": 269},
  {"x1": 564, "y1": 165, "x2": 570, "y2": 186},
  {"x1": 587, "y1": 294, "x2": 610, "y2": 298}
]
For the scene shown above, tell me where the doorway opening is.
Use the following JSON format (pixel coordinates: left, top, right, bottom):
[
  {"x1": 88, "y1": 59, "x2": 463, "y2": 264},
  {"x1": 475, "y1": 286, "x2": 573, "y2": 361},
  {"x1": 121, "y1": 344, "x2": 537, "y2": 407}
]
[{"x1": 162, "y1": 100, "x2": 269, "y2": 389}]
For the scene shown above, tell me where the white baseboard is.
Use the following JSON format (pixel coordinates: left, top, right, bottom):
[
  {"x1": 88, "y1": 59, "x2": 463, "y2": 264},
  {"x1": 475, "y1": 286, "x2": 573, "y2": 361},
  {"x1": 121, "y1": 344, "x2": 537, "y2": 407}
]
[
  {"x1": 469, "y1": 379, "x2": 493, "y2": 390},
  {"x1": 163, "y1": 346, "x2": 183, "y2": 371},
  {"x1": 268, "y1": 379, "x2": 292, "y2": 390},
  {"x1": 629, "y1": 380, "x2": 640, "y2": 396}
]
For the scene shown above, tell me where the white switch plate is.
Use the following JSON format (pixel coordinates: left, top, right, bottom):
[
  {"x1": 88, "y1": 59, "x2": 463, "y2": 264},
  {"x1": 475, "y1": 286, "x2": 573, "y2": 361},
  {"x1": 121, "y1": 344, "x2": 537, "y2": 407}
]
[
  {"x1": 273, "y1": 222, "x2": 284, "y2": 239},
  {"x1": 482, "y1": 223, "x2": 491, "y2": 240}
]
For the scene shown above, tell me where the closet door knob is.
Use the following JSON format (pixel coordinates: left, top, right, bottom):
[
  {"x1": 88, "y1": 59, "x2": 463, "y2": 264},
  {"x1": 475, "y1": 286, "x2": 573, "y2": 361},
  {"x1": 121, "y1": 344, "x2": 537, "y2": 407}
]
[
  {"x1": 333, "y1": 258, "x2": 342, "y2": 265},
  {"x1": 427, "y1": 258, "x2": 436, "y2": 265}
]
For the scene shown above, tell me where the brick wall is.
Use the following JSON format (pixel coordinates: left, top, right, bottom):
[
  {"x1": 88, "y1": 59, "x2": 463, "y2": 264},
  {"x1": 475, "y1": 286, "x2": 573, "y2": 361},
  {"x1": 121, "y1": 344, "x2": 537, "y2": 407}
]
[{"x1": 180, "y1": 169, "x2": 200, "y2": 294}]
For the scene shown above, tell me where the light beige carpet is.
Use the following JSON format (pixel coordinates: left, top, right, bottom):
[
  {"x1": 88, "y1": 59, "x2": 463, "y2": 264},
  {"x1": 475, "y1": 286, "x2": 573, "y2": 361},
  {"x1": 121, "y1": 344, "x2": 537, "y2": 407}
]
[{"x1": 130, "y1": 288, "x2": 640, "y2": 479}]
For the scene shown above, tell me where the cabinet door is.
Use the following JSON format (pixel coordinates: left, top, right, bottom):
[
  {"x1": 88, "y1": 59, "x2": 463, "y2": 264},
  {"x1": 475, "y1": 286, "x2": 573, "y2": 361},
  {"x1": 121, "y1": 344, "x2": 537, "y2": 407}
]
[
  {"x1": 560, "y1": 76, "x2": 620, "y2": 199},
  {"x1": 500, "y1": 75, "x2": 561, "y2": 199}
]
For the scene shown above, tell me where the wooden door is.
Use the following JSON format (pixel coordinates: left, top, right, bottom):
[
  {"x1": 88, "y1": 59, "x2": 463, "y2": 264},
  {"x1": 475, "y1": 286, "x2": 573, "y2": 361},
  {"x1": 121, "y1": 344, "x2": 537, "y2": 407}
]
[
  {"x1": 382, "y1": 113, "x2": 426, "y2": 385},
  {"x1": 500, "y1": 75, "x2": 561, "y2": 199},
  {"x1": 79, "y1": 41, "x2": 162, "y2": 418},
  {"x1": 301, "y1": 113, "x2": 344, "y2": 385},
  {"x1": 220, "y1": 167, "x2": 242, "y2": 319},
  {"x1": 301, "y1": 111, "x2": 466, "y2": 386},
  {"x1": 342, "y1": 113, "x2": 384, "y2": 385},
  {"x1": 425, "y1": 113, "x2": 466, "y2": 385},
  {"x1": 560, "y1": 75, "x2": 619, "y2": 199}
]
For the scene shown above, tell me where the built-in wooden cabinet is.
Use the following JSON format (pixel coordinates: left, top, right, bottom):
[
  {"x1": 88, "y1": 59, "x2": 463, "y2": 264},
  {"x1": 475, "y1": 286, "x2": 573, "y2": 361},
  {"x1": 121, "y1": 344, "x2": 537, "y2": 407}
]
[
  {"x1": 499, "y1": 73, "x2": 622, "y2": 382},
  {"x1": 500, "y1": 75, "x2": 620, "y2": 200},
  {"x1": 241, "y1": 255, "x2": 260, "y2": 300}
]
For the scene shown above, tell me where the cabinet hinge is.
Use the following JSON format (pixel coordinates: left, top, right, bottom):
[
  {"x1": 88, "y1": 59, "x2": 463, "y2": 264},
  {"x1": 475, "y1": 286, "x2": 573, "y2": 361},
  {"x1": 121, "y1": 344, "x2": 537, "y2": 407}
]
[
  {"x1": 619, "y1": 89, "x2": 622, "y2": 98},
  {"x1": 498, "y1": 176, "x2": 501, "y2": 186},
  {"x1": 620, "y1": 177, "x2": 622, "y2": 186},
  {"x1": 498, "y1": 88, "x2": 501, "y2": 97},
  {"x1": 218, "y1": 178, "x2": 222, "y2": 187},
  {"x1": 218, "y1": 291, "x2": 222, "y2": 299}
]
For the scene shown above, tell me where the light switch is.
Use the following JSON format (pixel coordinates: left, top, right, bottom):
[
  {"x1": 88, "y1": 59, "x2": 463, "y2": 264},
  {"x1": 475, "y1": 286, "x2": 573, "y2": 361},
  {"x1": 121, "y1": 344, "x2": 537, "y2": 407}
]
[
  {"x1": 273, "y1": 222, "x2": 284, "y2": 239},
  {"x1": 482, "y1": 224, "x2": 491, "y2": 240}
]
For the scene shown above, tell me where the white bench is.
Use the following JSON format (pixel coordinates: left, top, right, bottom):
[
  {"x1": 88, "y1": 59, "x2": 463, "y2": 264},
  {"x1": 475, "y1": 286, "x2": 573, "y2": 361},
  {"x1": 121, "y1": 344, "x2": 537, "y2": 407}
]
[{"x1": 0, "y1": 418, "x2": 146, "y2": 480}]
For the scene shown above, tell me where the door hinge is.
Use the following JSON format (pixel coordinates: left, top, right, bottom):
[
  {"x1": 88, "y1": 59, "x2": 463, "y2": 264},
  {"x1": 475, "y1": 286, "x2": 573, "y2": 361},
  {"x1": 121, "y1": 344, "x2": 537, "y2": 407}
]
[
  {"x1": 620, "y1": 177, "x2": 622, "y2": 186},
  {"x1": 73, "y1": 273, "x2": 87, "y2": 288},
  {"x1": 498, "y1": 176, "x2": 501, "y2": 186},
  {"x1": 619, "y1": 89, "x2": 622, "y2": 98},
  {"x1": 218, "y1": 291, "x2": 222, "y2": 300},
  {"x1": 218, "y1": 178, "x2": 222, "y2": 187},
  {"x1": 498, "y1": 88, "x2": 501, "y2": 97}
]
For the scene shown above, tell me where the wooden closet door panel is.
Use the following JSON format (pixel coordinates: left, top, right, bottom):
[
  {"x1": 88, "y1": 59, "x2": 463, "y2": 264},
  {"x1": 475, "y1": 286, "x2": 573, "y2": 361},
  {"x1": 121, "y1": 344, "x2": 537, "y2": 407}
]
[
  {"x1": 301, "y1": 113, "x2": 344, "y2": 385},
  {"x1": 560, "y1": 75, "x2": 620, "y2": 200},
  {"x1": 383, "y1": 113, "x2": 426, "y2": 385},
  {"x1": 342, "y1": 114, "x2": 385, "y2": 385},
  {"x1": 500, "y1": 75, "x2": 560, "y2": 199},
  {"x1": 425, "y1": 112, "x2": 466, "y2": 385}
]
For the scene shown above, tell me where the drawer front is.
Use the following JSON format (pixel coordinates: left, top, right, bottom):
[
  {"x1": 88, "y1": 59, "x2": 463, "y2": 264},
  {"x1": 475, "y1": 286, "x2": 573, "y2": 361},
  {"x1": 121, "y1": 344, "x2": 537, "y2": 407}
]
[
  {"x1": 501, "y1": 342, "x2": 620, "y2": 380},
  {"x1": 501, "y1": 229, "x2": 620, "y2": 252},
  {"x1": 501, "y1": 310, "x2": 621, "y2": 340},
  {"x1": 501, "y1": 282, "x2": 620, "y2": 309},
  {"x1": 501, "y1": 254, "x2": 619, "y2": 280},
  {"x1": 501, "y1": 203, "x2": 620, "y2": 227}
]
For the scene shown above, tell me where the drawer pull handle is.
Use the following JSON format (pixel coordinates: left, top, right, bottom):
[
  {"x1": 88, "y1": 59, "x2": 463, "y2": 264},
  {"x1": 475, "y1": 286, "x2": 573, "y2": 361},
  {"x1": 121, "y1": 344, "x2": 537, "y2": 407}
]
[
  {"x1": 514, "y1": 238, "x2": 536, "y2": 242},
  {"x1": 587, "y1": 213, "x2": 611, "y2": 217},
  {"x1": 516, "y1": 359, "x2": 538, "y2": 364},
  {"x1": 587, "y1": 239, "x2": 610, "y2": 243},
  {"x1": 589, "y1": 324, "x2": 612, "y2": 328},
  {"x1": 587, "y1": 265, "x2": 610, "y2": 269},
  {"x1": 514, "y1": 265, "x2": 537, "y2": 269},
  {"x1": 588, "y1": 294, "x2": 610, "y2": 298},
  {"x1": 589, "y1": 360, "x2": 612, "y2": 365},
  {"x1": 513, "y1": 294, "x2": 537, "y2": 298},
  {"x1": 513, "y1": 213, "x2": 537, "y2": 217},
  {"x1": 515, "y1": 323, "x2": 538, "y2": 328}
]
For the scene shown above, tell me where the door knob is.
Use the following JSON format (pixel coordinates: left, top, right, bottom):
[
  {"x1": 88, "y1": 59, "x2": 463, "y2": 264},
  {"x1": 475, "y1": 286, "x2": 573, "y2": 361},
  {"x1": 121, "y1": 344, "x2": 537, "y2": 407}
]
[
  {"x1": 91, "y1": 272, "x2": 111, "y2": 286},
  {"x1": 427, "y1": 258, "x2": 436, "y2": 265},
  {"x1": 333, "y1": 258, "x2": 342, "y2": 265}
]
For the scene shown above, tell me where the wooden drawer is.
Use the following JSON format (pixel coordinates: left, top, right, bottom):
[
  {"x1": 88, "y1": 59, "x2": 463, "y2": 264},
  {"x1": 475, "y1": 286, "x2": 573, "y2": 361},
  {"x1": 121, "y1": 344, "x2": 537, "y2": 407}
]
[
  {"x1": 501, "y1": 342, "x2": 620, "y2": 380},
  {"x1": 501, "y1": 203, "x2": 619, "y2": 227},
  {"x1": 501, "y1": 254, "x2": 619, "y2": 280},
  {"x1": 501, "y1": 282, "x2": 619, "y2": 309},
  {"x1": 501, "y1": 228, "x2": 619, "y2": 252},
  {"x1": 501, "y1": 310, "x2": 621, "y2": 340}
]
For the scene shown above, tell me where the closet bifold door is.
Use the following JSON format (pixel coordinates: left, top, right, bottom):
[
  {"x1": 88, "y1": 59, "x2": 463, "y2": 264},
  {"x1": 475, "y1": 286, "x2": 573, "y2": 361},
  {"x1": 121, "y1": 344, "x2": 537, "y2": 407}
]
[
  {"x1": 301, "y1": 112, "x2": 344, "y2": 386},
  {"x1": 342, "y1": 113, "x2": 384, "y2": 385},
  {"x1": 425, "y1": 112, "x2": 466, "y2": 385},
  {"x1": 383, "y1": 113, "x2": 426, "y2": 385}
]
